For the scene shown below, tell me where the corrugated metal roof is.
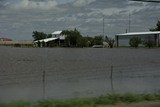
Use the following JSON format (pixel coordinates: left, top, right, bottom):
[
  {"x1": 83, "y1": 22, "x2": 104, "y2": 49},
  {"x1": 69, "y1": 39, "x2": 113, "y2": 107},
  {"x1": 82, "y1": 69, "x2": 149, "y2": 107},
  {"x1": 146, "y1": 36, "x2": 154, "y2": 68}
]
[
  {"x1": 34, "y1": 37, "x2": 58, "y2": 43},
  {"x1": 52, "y1": 31, "x2": 62, "y2": 35},
  {"x1": 116, "y1": 31, "x2": 160, "y2": 36}
]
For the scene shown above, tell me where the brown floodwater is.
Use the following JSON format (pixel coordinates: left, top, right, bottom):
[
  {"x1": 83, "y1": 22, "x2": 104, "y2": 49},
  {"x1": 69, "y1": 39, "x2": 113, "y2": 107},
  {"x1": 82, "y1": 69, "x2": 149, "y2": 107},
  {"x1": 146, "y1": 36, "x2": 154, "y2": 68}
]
[{"x1": 0, "y1": 46, "x2": 160, "y2": 102}]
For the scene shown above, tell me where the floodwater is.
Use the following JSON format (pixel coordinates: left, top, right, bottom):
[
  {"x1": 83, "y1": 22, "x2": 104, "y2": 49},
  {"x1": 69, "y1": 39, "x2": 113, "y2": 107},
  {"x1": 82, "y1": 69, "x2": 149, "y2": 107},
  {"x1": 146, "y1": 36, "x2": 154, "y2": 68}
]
[{"x1": 0, "y1": 46, "x2": 160, "y2": 102}]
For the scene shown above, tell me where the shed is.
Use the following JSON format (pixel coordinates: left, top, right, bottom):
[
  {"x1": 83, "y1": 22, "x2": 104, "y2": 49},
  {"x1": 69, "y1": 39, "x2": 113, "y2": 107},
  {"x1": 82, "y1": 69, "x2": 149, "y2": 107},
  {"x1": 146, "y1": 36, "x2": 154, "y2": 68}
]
[{"x1": 115, "y1": 31, "x2": 160, "y2": 47}]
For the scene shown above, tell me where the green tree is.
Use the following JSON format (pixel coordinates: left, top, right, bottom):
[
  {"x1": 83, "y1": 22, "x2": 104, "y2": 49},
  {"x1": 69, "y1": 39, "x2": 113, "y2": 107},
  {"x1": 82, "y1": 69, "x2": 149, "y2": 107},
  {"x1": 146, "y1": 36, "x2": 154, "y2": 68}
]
[
  {"x1": 129, "y1": 37, "x2": 142, "y2": 48},
  {"x1": 77, "y1": 37, "x2": 88, "y2": 47},
  {"x1": 32, "y1": 31, "x2": 52, "y2": 41},
  {"x1": 150, "y1": 20, "x2": 160, "y2": 31},
  {"x1": 62, "y1": 29, "x2": 82, "y2": 47},
  {"x1": 37, "y1": 41, "x2": 41, "y2": 47},
  {"x1": 93, "y1": 36, "x2": 103, "y2": 45},
  {"x1": 42, "y1": 41, "x2": 46, "y2": 47},
  {"x1": 105, "y1": 36, "x2": 115, "y2": 48},
  {"x1": 47, "y1": 34, "x2": 52, "y2": 38},
  {"x1": 83, "y1": 37, "x2": 94, "y2": 47}
]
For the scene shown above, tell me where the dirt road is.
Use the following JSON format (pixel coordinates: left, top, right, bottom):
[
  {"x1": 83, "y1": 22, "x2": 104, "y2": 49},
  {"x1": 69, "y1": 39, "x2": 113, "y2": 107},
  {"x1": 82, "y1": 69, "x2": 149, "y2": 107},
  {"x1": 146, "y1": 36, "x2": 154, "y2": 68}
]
[{"x1": 99, "y1": 101, "x2": 160, "y2": 107}]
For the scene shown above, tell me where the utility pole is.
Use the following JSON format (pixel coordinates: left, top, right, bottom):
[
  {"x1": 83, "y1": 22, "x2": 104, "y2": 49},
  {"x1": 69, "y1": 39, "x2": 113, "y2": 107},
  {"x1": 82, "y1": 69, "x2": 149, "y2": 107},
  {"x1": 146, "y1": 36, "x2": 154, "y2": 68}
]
[
  {"x1": 103, "y1": 15, "x2": 105, "y2": 41},
  {"x1": 129, "y1": 12, "x2": 131, "y2": 32}
]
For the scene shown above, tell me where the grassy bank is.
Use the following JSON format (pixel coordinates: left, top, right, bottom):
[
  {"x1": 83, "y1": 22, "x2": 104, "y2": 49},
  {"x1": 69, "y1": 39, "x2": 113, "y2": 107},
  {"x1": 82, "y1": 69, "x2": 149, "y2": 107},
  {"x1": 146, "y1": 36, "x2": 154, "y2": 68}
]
[{"x1": 1, "y1": 94, "x2": 160, "y2": 107}]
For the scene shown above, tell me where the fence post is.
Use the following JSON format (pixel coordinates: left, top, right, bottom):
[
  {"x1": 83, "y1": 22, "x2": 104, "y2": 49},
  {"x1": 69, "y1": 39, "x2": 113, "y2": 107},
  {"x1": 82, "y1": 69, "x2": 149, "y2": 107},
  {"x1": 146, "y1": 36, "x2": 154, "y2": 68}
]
[
  {"x1": 42, "y1": 70, "x2": 46, "y2": 99},
  {"x1": 42, "y1": 48, "x2": 47, "y2": 99},
  {"x1": 110, "y1": 65, "x2": 114, "y2": 93}
]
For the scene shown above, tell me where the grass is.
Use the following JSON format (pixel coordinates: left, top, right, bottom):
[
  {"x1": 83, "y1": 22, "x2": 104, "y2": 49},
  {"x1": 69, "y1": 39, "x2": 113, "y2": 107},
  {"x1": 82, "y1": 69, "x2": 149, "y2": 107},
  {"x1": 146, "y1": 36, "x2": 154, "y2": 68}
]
[{"x1": 1, "y1": 93, "x2": 160, "y2": 107}]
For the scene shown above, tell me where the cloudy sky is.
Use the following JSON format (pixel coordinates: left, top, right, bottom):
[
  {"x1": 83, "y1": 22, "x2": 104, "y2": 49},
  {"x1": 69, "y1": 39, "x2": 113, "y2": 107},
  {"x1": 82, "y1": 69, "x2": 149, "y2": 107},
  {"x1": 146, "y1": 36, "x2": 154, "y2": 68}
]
[{"x1": 0, "y1": 0, "x2": 160, "y2": 40}]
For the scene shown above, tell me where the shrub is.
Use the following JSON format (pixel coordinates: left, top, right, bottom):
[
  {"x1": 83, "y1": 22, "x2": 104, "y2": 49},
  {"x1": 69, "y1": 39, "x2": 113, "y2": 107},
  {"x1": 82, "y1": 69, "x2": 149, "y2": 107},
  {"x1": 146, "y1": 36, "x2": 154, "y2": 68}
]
[
  {"x1": 14, "y1": 44, "x2": 21, "y2": 47},
  {"x1": 105, "y1": 36, "x2": 115, "y2": 48},
  {"x1": 143, "y1": 38, "x2": 155, "y2": 48},
  {"x1": 121, "y1": 94, "x2": 144, "y2": 103},
  {"x1": 35, "y1": 99, "x2": 95, "y2": 107},
  {"x1": 129, "y1": 37, "x2": 141, "y2": 48}
]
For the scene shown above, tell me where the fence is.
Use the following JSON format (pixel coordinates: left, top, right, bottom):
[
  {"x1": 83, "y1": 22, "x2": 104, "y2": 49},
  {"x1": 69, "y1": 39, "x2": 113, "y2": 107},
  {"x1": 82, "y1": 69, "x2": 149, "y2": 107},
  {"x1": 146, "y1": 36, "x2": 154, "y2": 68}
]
[
  {"x1": 0, "y1": 47, "x2": 160, "y2": 101},
  {"x1": 0, "y1": 64, "x2": 160, "y2": 100}
]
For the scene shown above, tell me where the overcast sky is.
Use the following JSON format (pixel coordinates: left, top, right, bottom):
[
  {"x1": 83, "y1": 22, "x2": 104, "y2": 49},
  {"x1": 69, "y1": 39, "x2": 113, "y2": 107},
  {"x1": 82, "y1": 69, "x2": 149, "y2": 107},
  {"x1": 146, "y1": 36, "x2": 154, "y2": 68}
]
[{"x1": 0, "y1": 0, "x2": 160, "y2": 40}]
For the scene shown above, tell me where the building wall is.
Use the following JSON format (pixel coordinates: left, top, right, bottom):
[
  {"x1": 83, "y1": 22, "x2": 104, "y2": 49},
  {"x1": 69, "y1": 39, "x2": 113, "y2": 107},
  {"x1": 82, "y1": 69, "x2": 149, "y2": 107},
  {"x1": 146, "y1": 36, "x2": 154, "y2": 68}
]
[{"x1": 0, "y1": 40, "x2": 33, "y2": 47}]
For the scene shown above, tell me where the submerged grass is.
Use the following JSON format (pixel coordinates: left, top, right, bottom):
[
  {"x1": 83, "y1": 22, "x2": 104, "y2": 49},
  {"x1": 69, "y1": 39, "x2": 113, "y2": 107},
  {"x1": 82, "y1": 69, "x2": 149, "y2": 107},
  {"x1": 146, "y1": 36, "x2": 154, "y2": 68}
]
[{"x1": 1, "y1": 94, "x2": 160, "y2": 107}]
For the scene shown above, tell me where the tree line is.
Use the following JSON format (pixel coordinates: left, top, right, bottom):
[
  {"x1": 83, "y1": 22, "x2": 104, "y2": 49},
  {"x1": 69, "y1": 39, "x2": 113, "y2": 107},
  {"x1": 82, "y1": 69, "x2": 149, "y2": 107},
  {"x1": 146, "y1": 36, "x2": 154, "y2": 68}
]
[
  {"x1": 32, "y1": 28, "x2": 115, "y2": 48},
  {"x1": 32, "y1": 20, "x2": 160, "y2": 48}
]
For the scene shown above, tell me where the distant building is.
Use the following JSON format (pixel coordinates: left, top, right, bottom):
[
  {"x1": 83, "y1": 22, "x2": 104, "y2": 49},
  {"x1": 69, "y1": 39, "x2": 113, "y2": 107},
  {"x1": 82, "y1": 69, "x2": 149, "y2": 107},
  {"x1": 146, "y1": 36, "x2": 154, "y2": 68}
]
[
  {"x1": 0, "y1": 40, "x2": 33, "y2": 47},
  {"x1": 0, "y1": 38, "x2": 12, "y2": 41},
  {"x1": 51, "y1": 31, "x2": 66, "y2": 40},
  {"x1": 34, "y1": 31, "x2": 67, "y2": 47},
  {"x1": 115, "y1": 31, "x2": 160, "y2": 47}
]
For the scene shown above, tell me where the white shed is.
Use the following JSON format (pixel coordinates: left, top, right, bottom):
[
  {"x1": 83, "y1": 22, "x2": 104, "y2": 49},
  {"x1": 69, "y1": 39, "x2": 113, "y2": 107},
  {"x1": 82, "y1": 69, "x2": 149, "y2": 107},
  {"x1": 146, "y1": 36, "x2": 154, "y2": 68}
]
[{"x1": 115, "y1": 31, "x2": 160, "y2": 47}]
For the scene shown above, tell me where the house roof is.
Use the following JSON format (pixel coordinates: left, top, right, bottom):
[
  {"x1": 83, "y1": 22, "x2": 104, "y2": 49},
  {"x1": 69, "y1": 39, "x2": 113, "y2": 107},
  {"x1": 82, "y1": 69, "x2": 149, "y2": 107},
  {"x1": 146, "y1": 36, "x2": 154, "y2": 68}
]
[
  {"x1": 116, "y1": 31, "x2": 160, "y2": 36},
  {"x1": 0, "y1": 38, "x2": 12, "y2": 41},
  {"x1": 34, "y1": 37, "x2": 58, "y2": 43},
  {"x1": 52, "y1": 31, "x2": 62, "y2": 35}
]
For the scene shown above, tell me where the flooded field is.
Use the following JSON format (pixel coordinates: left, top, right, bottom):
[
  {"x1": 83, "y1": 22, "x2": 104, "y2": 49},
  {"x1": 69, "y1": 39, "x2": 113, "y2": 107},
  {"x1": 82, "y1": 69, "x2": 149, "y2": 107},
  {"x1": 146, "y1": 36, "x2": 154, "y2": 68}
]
[{"x1": 0, "y1": 46, "x2": 160, "y2": 102}]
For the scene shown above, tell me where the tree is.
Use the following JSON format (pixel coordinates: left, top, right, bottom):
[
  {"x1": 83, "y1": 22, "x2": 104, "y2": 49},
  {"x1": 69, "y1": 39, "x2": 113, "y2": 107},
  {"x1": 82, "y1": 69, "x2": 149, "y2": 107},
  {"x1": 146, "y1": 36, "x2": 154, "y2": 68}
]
[
  {"x1": 47, "y1": 34, "x2": 52, "y2": 38},
  {"x1": 37, "y1": 41, "x2": 41, "y2": 47},
  {"x1": 93, "y1": 36, "x2": 103, "y2": 45},
  {"x1": 129, "y1": 37, "x2": 142, "y2": 48},
  {"x1": 77, "y1": 37, "x2": 88, "y2": 47},
  {"x1": 83, "y1": 37, "x2": 94, "y2": 47},
  {"x1": 32, "y1": 31, "x2": 52, "y2": 41},
  {"x1": 150, "y1": 20, "x2": 160, "y2": 31},
  {"x1": 105, "y1": 36, "x2": 115, "y2": 48},
  {"x1": 62, "y1": 29, "x2": 82, "y2": 47},
  {"x1": 42, "y1": 41, "x2": 46, "y2": 47}
]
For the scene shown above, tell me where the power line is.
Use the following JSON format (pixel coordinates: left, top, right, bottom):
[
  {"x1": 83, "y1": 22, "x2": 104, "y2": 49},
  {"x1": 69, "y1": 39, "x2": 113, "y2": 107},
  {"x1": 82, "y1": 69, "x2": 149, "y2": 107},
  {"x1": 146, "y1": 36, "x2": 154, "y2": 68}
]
[{"x1": 130, "y1": 0, "x2": 160, "y2": 3}]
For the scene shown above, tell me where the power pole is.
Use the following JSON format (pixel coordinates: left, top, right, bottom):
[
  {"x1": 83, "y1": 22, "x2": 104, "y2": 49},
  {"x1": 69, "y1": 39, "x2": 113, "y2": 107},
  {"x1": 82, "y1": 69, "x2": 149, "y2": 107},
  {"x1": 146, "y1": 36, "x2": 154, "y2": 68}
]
[
  {"x1": 129, "y1": 12, "x2": 131, "y2": 32},
  {"x1": 103, "y1": 15, "x2": 105, "y2": 41}
]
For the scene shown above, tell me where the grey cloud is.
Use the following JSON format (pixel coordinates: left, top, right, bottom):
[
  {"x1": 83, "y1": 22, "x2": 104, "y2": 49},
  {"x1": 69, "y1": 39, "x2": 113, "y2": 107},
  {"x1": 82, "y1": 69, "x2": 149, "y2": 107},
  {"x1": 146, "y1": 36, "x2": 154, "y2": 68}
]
[
  {"x1": 0, "y1": 0, "x2": 160, "y2": 40},
  {"x1": 73, "y1": 0, "x2": 96, "y2": 7},
  {"x1": 1, "y1": 0, "x2": 58, "y2": 10}
]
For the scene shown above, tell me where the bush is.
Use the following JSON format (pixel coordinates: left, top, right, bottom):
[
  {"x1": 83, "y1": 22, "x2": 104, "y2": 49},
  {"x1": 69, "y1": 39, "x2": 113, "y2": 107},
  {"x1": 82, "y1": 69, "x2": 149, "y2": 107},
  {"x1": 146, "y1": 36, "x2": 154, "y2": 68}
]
[
  {"x1": 94, "y1": 94, "x2": 122, "y2": 105},
  {"x1": 129, "y1": 37, "x2": 141, "y2": 48},
  {"x1": 1, "y1": 94, "x2": 160, "y2": 107},
  {"x1": 142, "y1": 94, "x2": 157, "y2": 101},
  {"x1": 105, "y1": 36, "x2": 115, "y2": 48},
  {"x1": 7, "y1": 101, "x2": 31, "y2": 107},
  {"x1": 143, "y1": 38, "x2": 155, "y2": 48},
  {"x1": 121, "y1": 94, "x2": 144, "y2": 103},
  {"x1": 14, "y1": 44, "x2": 21, "y2": 47},
  {"x1": 35, "y1": 99, "x2": 95, "y2": 107},
  {"x1": 93, "y1": 36, "x2": 103, "y2": 45}
]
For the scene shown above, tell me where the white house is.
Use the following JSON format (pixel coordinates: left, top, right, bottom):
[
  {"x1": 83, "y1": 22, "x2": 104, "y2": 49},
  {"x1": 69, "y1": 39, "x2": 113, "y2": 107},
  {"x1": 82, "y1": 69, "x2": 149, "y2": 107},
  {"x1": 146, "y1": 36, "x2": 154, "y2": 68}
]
[
  {"x1": 52, "y1": 31, "x2": 66, "y2": 40},
  {"x1": 34, "y1": 31, "x2": 66, "y2": 47}
]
